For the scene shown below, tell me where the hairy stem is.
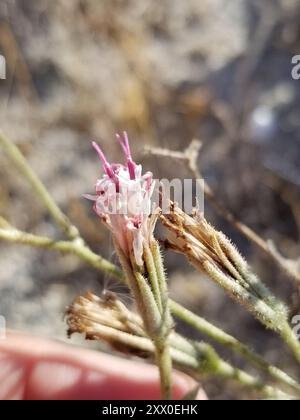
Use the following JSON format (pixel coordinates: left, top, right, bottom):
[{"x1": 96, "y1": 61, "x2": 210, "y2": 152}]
[
  {"x1": 144, "y1": 245, "x2": 163, "y2": 313},
  {"x1": 0, "y1": 227, "x2": 123, "y2": 280},
  {"x1": 280, "y1": 322, "x2": 300, "y2": 366},
  {"x1": 149, "y1": 240, "x2": 173, "y2": 399},
  {"x1": 155, "y1": 339, "x2": 173, "y2": 400}
]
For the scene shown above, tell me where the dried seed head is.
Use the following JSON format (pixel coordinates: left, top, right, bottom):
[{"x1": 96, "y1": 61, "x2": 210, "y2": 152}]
[
  {"x1": 160, "y1": 204, "x2": 225, "y2": 270},
  {"x1": 161, "y1": 203, "x2": 287, "y2": 322},
  {"x1": 65, "y1": 291, "x2": 150, "y2": 357},
  {"x1": 66, "y1": 291, "x2": 144, "y2": 337}
]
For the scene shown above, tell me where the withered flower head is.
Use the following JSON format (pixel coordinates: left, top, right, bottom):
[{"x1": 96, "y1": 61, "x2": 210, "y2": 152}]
[
  {"x1": 160, "y1": 203, "x2": 247, "y2": 276},
  {"x1": 161, "y1": 203, "x2": 287, "y2": 326},
  {"x1": 66, "y1": 291, "x2": 143, "y2": 338},
  {"x1": 66, "y1": 291, "x2": 149, "y2": 356}
]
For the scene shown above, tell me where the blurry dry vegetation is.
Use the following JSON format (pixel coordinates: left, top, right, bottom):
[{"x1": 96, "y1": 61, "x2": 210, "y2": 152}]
[{"x1": 1, "y1": 0, "x2": 300, "y2": 399}]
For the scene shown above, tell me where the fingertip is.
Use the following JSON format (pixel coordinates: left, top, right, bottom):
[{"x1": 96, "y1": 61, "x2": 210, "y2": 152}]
[{"x1": 0, "y1": 332, "x2": 207, "y2": 400}]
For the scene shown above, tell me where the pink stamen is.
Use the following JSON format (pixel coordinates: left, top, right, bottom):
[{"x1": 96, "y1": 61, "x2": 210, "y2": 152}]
[
  {"x1": 116, "y1": 132, "x2": 136, "y2": 180},
  {"x1": 92, "y1": 141, "x2": 120, "y2": 191},
  {"x1": 92, "y1": 141, "x2": 114, "y2": 179},
  {"x1": 116, "y1": 131, "x2": 130, "y2": 157},
  {"x1": 127, "y1": 160, "x2": 136, "y2": 181}
]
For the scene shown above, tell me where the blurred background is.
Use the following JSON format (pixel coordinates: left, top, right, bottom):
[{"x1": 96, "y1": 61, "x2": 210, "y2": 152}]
[{"x1": 0, "y1": 0, "x2": 300, "y2": 399}]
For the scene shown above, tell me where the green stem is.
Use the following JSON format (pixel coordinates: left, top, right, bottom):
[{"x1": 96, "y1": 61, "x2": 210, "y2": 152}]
[
  {"x1": 133, "y1": 270, "x2": 162, "y2": 332},
  {"x1": 144, "y1": 245, "x2": 163, "y2": 313},
  {"x1": 133, "y1": 260, "x2": 172, "y2": 400},
  {"x1": 155, "y1": 339, "x2": 173, "y2": 400},
  {"x1": 199, "y1": 258, "x2": 280, "y2": 331},
  {"x1": 0, "y1": 227, "x2": 123, "y2": 280},
  {"x1": 131, "y1": 269, "x2": 173, "y2": 400},
  {"x1": 280, "y1": 322, "x2": 300, "y2": 366},
  {"x1": 216, "y1": 359, "x2": 290, "y2": 400},
  {"x1": 149, "y1": 240, "x2": 174, "y2": 399},
  {"x1": 151, "y1": 241, "x2": 169, "y2": 309},
  {"x1": 170, "y1": 300, "x2": 300, "y2": 394}
]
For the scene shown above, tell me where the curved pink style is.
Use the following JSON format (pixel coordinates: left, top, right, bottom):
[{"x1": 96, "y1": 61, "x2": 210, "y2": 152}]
[{"x1": 116, "y1": 131, "x2": 136, "y2": 180}]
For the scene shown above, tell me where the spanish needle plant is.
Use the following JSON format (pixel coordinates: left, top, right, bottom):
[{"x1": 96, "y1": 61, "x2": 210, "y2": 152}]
[{"x1": 1, "y1": 131, "x2": 300, "y2": 400}]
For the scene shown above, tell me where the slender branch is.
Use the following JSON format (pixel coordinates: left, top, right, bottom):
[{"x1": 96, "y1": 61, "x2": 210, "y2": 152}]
[
  {"x1": 150, "y1": 240, "x2": 173, "y2": 400},
  {"x1": 155, "y1": 338, "x2": 173, "y2": 400},
  {"x1": 0, "y1": 132, "x2": 80, "y2": 240},
  {"x1": 144, "y1": 245, "x2": 163, "y2": 313},
  {"x1": 0, "y1": 227, "x2": 123, "y2": 281},
  {"x1": 169, "y1": 300, "x2": 300, "y2": 394},
  {"x1": 280, "y1": 322, "x2": 300, "y2": 366},
  {"x1": 215, "y1": 359, "x2": 290, "y2": 400}
]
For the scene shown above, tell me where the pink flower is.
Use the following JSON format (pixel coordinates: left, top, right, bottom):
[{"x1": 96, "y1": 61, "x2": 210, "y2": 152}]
[{"x1": 86, "y1": 132, "x2": 156, "y2": 266}]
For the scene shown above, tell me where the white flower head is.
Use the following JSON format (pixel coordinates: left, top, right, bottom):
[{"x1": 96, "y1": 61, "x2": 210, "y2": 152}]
[{"x1": 85, "y1": 132, "x2": 157, "y2": 266}]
